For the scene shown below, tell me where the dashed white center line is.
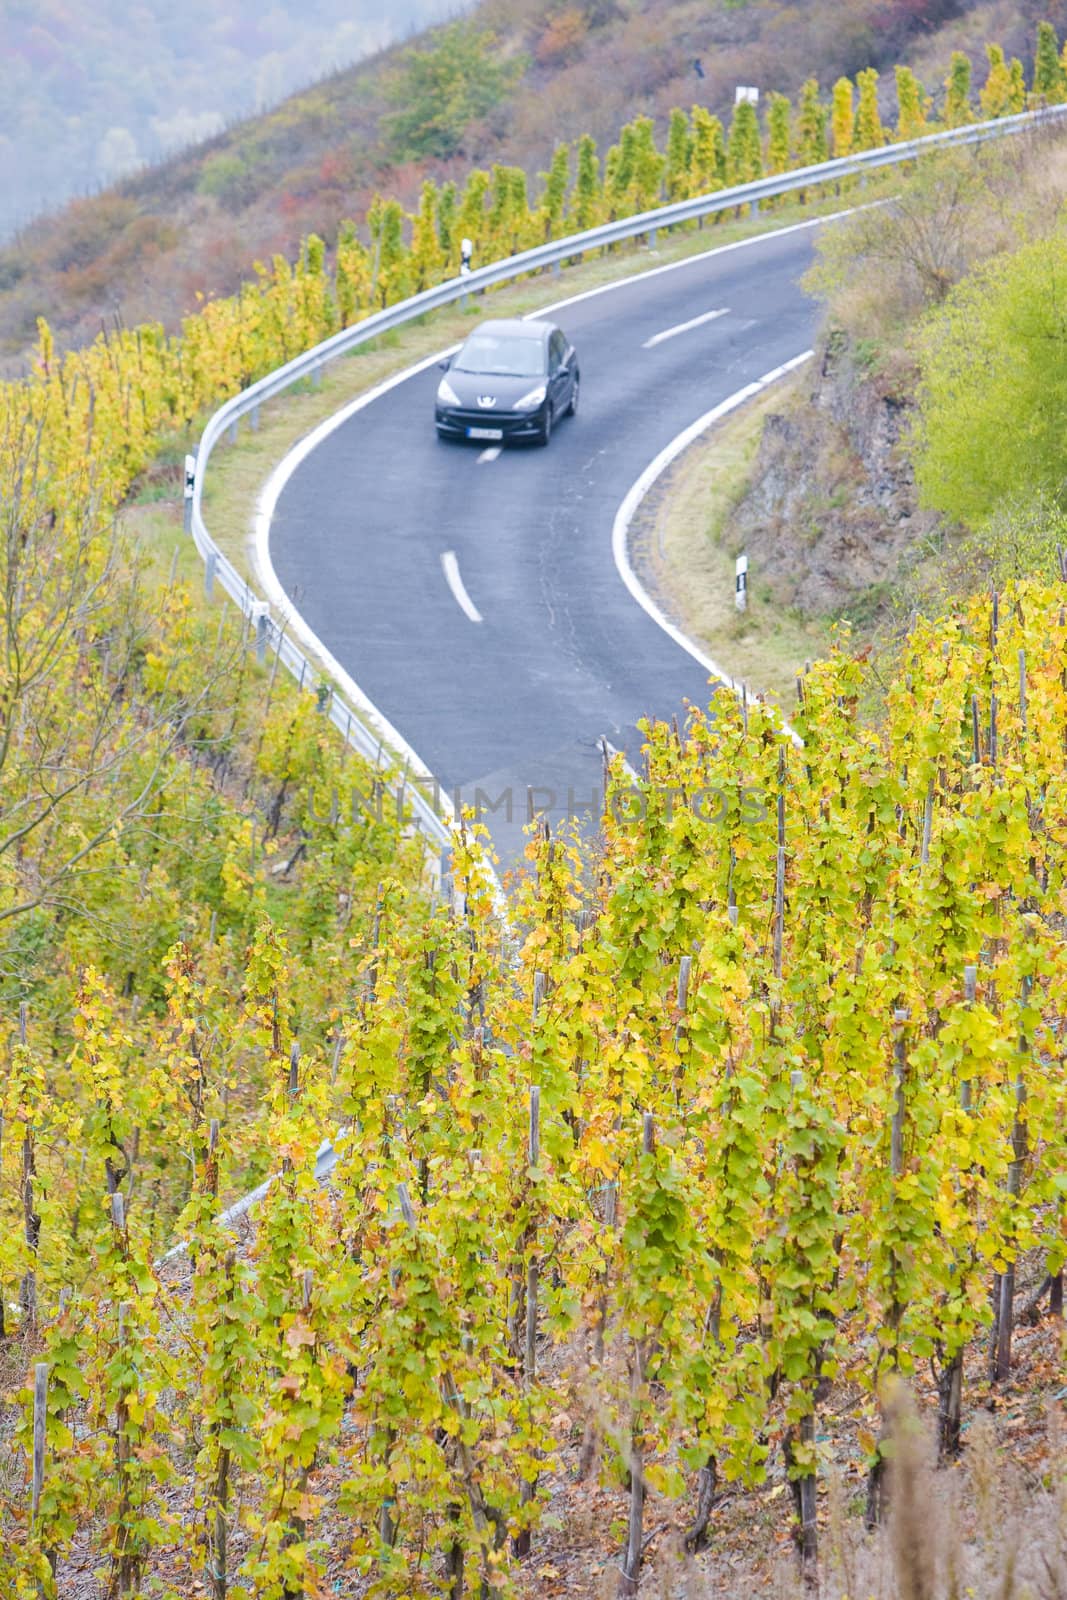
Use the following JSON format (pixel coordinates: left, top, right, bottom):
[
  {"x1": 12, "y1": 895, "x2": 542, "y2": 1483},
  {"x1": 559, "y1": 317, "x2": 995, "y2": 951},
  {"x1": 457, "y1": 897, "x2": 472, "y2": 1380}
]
[
  {"x1": 643, "y1": 306, "x2": 729, "y2": 349},
  {"x1": 477, "y1": 446, "x2": 501, "y2": 464},
  {"x1": 441, "y1": 550, "x2": 483, "y2": 623}
]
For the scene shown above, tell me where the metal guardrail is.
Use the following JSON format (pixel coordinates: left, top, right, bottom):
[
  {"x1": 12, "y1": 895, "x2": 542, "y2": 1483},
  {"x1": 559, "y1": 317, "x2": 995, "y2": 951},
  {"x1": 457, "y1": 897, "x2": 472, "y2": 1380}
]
[{"x1": 189, "y1": 101, "x2": 1067, "y2": 863}]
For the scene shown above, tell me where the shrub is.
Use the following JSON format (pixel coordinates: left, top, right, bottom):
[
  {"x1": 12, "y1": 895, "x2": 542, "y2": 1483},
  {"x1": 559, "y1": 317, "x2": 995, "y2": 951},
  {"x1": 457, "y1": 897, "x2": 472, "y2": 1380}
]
[
  {"x1": 535, "y1": 7, "x2": 588, "y2": 66},
  {"x1": 915, "y1": 233, "x2": 1067, "y2": 525},
  {"x1": 197, "y1": 151, "x2": 256, "y2": 207},
  {"x1": 383, "y1": 22, "x2": 522, "y2": 162}
]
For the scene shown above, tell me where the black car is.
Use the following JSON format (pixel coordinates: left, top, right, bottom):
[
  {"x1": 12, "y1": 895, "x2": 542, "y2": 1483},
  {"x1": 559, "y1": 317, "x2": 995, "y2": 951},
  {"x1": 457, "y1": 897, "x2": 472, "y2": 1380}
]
[{"x1": 435, "y1": 318, "x2": 579, "y2": 446}]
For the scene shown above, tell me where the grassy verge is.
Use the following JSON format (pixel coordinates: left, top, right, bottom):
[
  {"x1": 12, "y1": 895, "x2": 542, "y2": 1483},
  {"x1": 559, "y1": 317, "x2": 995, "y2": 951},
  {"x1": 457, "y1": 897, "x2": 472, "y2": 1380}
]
[
  {"x1": 198, "y1": 181, "x2": 893, "y2": 585},
  {"x1": 636, "y1": 376, "x2": 837, "y2": 709}
]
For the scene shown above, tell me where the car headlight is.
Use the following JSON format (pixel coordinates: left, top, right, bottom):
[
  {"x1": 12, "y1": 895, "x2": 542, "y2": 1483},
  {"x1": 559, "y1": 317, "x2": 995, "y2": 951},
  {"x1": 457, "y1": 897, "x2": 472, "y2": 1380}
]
[
  {"x1": 514, "y1": 384, "x2": 547, "y2": 411},
  {"x1": 437, "y1": 377, "x2": 461, "y2": 406}
]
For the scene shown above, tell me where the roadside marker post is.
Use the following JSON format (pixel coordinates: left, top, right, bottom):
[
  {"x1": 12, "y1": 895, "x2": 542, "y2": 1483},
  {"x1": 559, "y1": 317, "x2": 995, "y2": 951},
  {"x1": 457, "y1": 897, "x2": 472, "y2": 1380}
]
[
  {"x1": 183, "y1": 453, "x2": 196, "y2": 533},
  {"x1": 735, "y1": 553, "x2": 749, "y2": 612}
]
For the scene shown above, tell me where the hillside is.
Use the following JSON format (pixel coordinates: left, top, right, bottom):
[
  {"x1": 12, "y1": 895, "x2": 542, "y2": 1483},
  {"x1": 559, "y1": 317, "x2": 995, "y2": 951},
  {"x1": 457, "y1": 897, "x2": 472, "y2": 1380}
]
[
  {"x1": 0, "y1": 0, "x2": 468, "y2": 244},
  {"x1": 0, "y1": 0, "x2": 1052, "y2": 363},
  {"x1": 1, "y1": 1, "x2": 1066, "y2": 1592}
]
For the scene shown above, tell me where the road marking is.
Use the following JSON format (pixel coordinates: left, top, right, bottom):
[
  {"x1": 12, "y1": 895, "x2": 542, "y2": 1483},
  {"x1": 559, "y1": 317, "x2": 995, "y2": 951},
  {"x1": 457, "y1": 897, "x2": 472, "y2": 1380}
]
[
  {"x1": 643, "y1": 307, "x2": 728, "y2": 349},
  {"x1": 528, "y1": 207, "x2": 864, "y2": 319},
  {"x1": 611, "y1": 350, "x2": 813, "y2": 744},
  {"x1": 253, "y1": 212, "x2": 858, "y2": 801},
  {"x1": 477, "y1": 446, "x2": 501, "y2": 464},
  {"x1": 441, "y1": 550, "x2": 483, "y2": 623}
]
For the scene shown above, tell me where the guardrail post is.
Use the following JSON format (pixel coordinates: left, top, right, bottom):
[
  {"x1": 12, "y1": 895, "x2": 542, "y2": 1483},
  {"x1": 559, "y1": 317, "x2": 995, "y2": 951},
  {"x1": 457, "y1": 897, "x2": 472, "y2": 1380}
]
[
  {"x1": 750, "y1": 198, "x2": 760, "y2": 217},
  {"x1": 312, "y1": 365, "x2": 323, "y2": 390},
  {"x1": 183, "y1": 453, "x2": 196, "y2": 534},
  {"x1": 250, "y1": 403, "x2": 260, "y2": 432},
  {"x1": 647, "y1": 227, "x2": 658, "y2": 250},
  {"x1": 228, "y1": 418, "x2": 239, "y2": 445},
  {"x1": 205, "y1": 549, "x2": 217, "y2": 599}
]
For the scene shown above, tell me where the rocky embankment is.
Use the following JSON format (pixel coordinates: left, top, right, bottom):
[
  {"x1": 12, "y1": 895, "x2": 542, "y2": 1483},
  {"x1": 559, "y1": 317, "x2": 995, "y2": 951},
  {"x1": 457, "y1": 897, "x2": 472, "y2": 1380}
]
[{"x1": 732, "y1": 332, "x2": 939, "y2": 620}]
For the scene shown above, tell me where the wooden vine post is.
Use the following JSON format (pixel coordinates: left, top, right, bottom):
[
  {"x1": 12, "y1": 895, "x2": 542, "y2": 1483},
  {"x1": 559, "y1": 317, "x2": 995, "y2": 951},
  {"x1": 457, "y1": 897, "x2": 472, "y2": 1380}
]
[
  {"x1": 866, "y1": 1008, "x2": 911, "y2": 1530},
  {"x1": 514, "y1": 1085, "x2": 541, "y2": 1559},
  {"x1": 31, "y1": 1359, "x2": 48, "y2": 1520},
  {"x1": 18, "y1": 1003, "x2": 41, "y2": 1330},
  {"x1": 993, "y1": 976, "x2": 1030, "y2": 1384},
  {"x1": 211, "y1": 1246, "x2": 236, "y2": 1600},
  {"x1": 618, "y1": 1112, "x2": 655, "y2": 1600},
  {"x1": 937, "y1": 966, "x2": 976, "y2": 1460}
]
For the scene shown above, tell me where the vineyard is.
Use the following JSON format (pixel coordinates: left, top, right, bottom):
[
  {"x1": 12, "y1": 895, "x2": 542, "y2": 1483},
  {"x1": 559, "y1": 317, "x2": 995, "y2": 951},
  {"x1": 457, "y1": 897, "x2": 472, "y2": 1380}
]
[
  {"x1": 1, "y1": 575, "x2": 1064, "y2": 1596},
  {"x1": 0, "y1": 17, "x2": 1065, "y2": 1599}
]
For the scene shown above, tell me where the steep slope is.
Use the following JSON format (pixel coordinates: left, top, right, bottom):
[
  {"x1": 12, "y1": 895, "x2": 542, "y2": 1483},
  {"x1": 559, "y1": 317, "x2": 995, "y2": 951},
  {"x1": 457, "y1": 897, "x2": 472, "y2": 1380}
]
[
  {"x1": 0, "y1": 0, "x2": 1041, "y2": 360},
  {"x1": 0, "y1": 0, "x2": 468, "y2": 242}
]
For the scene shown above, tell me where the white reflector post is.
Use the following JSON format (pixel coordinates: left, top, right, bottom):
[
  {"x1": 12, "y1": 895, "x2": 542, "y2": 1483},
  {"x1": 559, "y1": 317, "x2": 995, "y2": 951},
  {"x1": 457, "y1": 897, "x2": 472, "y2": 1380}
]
[
  {"x1": 735, "y1": 553, "x2": 749, "y2": 612},
  {"x1": 183, "y1": 452, "x2": 196, "y2": 532}
]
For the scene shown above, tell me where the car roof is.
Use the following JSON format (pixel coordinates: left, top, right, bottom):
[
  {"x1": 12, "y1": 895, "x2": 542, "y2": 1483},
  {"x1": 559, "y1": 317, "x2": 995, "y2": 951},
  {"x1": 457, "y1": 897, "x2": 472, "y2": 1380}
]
[{"x1": 464, "y1": 318, "x2": 552, "y2": 341}]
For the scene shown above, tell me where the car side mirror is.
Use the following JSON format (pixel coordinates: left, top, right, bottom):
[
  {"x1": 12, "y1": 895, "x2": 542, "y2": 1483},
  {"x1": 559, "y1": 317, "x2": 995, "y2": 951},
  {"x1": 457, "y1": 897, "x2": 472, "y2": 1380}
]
[{"x1": 439, "y1": 357, "x2": 452, "y2": 371}]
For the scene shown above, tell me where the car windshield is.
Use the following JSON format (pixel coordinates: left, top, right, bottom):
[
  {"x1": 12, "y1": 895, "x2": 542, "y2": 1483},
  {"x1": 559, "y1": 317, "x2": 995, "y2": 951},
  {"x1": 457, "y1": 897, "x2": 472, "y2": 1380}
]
[{"x1": 454, "y1": 333, "x2": 546, "y2": 378}]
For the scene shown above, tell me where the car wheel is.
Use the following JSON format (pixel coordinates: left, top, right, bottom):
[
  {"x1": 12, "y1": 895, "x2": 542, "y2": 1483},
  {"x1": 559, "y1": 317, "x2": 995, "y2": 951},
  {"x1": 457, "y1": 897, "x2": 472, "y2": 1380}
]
[
  {"x1": 567, "y1": 373, "x2": 580, "y2": 416},
  {"x1": 537, "y1": 402, "x2": 553, "y2": 447}
]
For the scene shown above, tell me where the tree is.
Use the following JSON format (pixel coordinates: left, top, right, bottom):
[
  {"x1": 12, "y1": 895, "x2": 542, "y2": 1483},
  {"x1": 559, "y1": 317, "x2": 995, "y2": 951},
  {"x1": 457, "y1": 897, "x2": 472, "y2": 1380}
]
[
  {"x1": 572, "y1": 134, "x2": 602, "y2": 230},
  {"x1": 689, "y1": 106, "x2": 727, "y2": 193},
  {"x1": 765, "y1": 93, "x2": 792, "y2": 177},
  {"x1": 410, "y1": 179, "x2": 444, "y2": 291},
  {"x1": 831, "y1": 78, "x2": 854, "y2": 159},
  {"x1": 296, "y1": 232, "x2": 337, "y2": 344},
  {"x1": 368, "y1": 196, "x2": 410, "y2": 307},
  {"x1": 894, "y1": 65, "x2": 928, "y2": 139},
  {"x1": 0, "y1": 406, "x2": 237, "y2": 931},
  {"x1": 1032, "y1": 20, "x2": 1065, "y2": 102},
  {"x1": 335, "y1": 220, "x2": 372, "y2": 326},
  {"x1": 508, "y1": 166, "x2": 533, "y2": 251},
  {"x1": 980, "y1": 44, "x2": 1013, "y2": 120},
  {"x1": 854, "y1": 68, "x2": 885, "y2": 150},
  {"x1": 727, "y1": 100, "x2": 763, "y2": 185},
  {"x1": 634, "y1": 115, "x2": 666, "y2": 209},
  {"x1": 457, "y1": 168, "x2": 491, "y2": 263},
  {"x1": 604, "y1": 124, "x2": 634, "y2": 218},
  {"x1": 666, "y1": 109, "x2": 693, "y2": 203},
  {"x1": 1009, "y1": 57, "x2": 1027, "y2": 113},
  {"x1": 486, "y1": 164, "x2": 531, "y2": 257},
  {"x1": 540, "y1": 143, "x2": 571, "y2": 239},
  {"x1": 436, "y1": 180, "x2": 458, "y2": 266},
  {"x1": 944, "y1": 51, "x2": 972, "y2": 127},
  {"x1": 796, "y1": 79, "x2": 828, "y2": 168},
  {"x1": 383, "y1": 23, "x2": 520, "y2": 160}
]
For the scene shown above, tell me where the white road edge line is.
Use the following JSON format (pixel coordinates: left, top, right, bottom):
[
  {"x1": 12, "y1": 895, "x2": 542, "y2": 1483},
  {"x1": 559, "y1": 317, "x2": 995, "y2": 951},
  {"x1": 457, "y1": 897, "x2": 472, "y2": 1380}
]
[
  {"x1": 441, "y1": 550, "x2": 483, "y2": 623},
  {"x1": 176, "y1": 212, "x2": 864, "y2": 1266},
  {"x1": 611, "y1": 350, "x2": 813, "y2": 744},
  {"x1": 254, "y1": 345, "x2": 461, "y2": 795},
  {"x1": 600, "y1": 735, "x2": 641, "y2": 786},
  {"x1": 526, "y1": 208, "x2": 854, "y2": 320},
  {"x1": 251, "y1": 213, "x2": 848, "y2": 804},
  {"x1": 643, "y1": 307, "x2": 728, "y2": 349}
]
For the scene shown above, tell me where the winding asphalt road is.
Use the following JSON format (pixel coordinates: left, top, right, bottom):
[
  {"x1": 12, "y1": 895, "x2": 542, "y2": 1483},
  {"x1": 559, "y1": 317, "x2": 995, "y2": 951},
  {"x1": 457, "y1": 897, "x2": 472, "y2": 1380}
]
[{"x1": 270, "y1": 220, "x2": 823, "y2": 864}]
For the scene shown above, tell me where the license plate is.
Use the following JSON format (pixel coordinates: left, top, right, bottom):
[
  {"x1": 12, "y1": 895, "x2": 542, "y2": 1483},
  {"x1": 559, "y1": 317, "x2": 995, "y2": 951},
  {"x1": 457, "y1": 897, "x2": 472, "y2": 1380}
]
[{"x1": 467, "y1": 426, "x2": 503, "y2": 441}]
